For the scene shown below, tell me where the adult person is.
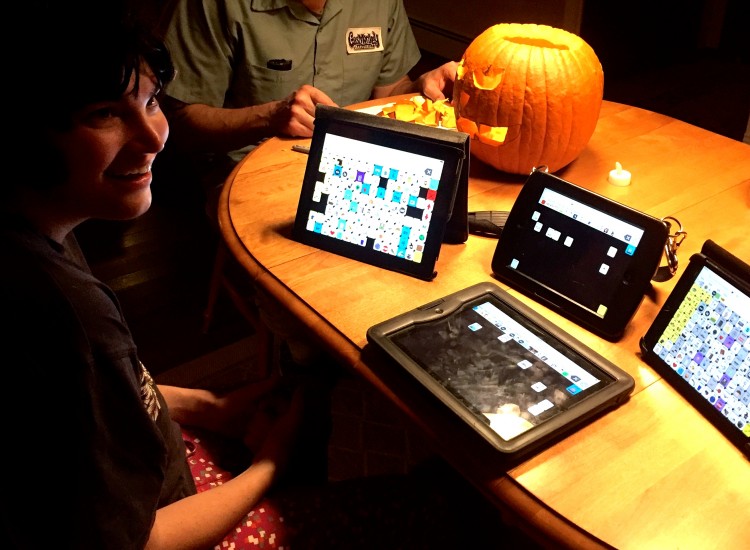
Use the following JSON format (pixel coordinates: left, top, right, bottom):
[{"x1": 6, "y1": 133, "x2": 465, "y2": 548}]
[
  {"x1": 160, "y1": 0, "x2": 458, "y2": 192},
  {"x1": 159, "y1": 0, "x2": 458, "y2": 371},
  {"x1": 1, "y1": 2, "x2": 525, "y2": 548}
]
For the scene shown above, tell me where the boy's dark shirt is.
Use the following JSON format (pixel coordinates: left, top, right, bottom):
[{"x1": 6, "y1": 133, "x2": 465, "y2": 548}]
[{"x1": 0, "y1": 218, "x2": 195, "y2": 548}]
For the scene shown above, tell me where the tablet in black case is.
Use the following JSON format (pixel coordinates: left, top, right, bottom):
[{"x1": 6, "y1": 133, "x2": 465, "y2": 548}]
[
  {"x1": 367, "y1": 281, "x2": 634, "y2": 457},
  {"x1": 292, "y1": 105, "x2": 470, "y2": 281},
  {"x1": 640, "y1": 240, "x2": 750, "y2": 459},
  {"x1": 492, "y1": 169, "x2": 669, "y2": 341}
]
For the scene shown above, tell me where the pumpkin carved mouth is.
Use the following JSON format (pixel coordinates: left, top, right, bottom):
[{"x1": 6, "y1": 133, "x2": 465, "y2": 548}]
[
  {"x1": 452, "y1": 23, "x2": 604, "y2": 174},
  {"x1": 455, "y1": 116, "x2": 511, "y2": 147}
]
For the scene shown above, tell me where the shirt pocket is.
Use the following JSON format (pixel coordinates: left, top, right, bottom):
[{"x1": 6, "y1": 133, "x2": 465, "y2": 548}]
[{"x1": 227, "y1": 63, "x2": 311, "y2": 107}]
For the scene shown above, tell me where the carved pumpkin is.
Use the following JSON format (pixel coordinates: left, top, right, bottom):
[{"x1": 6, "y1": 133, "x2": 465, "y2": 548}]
[{"x1": 454, "y1": 23, "x2": 604, "y2": 174}]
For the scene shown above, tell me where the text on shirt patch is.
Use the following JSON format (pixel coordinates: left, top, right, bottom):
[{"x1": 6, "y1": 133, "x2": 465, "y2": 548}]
[{"x1": 346, "y1": 27, "x2": 384, "y2": 54}]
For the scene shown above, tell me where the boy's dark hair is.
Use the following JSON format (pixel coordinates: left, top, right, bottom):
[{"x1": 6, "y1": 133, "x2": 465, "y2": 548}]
[{"x1": 13, "y1": 1, "x2": 175, "y2": 190}]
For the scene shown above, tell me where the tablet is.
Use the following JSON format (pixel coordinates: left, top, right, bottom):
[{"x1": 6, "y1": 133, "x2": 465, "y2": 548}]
[
  {"x1": 640, "y1": 240, "x2": 750, "y2": 459},
  {"x1": 366, "y1": 281, "x2": 635, "y2": 457},
  {"x1": 292, "y1": 105, "x2": 470, "y2": 281},
  {"x1": 491, "y1": 168, "x2": 669, "y2": 341}
]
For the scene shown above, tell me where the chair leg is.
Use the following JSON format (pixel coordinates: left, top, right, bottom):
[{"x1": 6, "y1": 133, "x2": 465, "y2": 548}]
[
  {"x1": 219, "y1": 272, "x2": 274, "y2": 377},
  {"x1": 202, "y1": 241, "x2": 228, "y2": 334},
  {"x1": 202, "y1": 240, "x2": 275, "y2": 379}
]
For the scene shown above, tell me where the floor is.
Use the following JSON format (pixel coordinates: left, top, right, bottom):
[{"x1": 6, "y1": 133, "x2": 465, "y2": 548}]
[
  {"x1": 151, "y1": 331, "x2": 439, "y2": 480},
  {"x1": 79, "y1": 43, "x2": 747, "y2": 548}
]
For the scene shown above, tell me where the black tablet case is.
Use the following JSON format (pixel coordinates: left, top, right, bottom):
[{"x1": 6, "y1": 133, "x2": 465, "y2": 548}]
[
  {"x1": 292, "y1": 105, "x2": 469, "y2": 280},
  {"x1": 491, "y1": 169, "x2": 669, "y2": 341},
  {"x1": 640, "y1": 240, "x2": 750, "y2": 459}
]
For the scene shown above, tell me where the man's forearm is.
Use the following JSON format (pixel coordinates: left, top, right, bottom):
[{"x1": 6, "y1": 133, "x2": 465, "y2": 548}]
[
  {"x1": 163, "y1": 97, "x2": 283, "y2": 153},
  {"x1": 371, "y1": 75, "x2": 415, "y2": 99}
]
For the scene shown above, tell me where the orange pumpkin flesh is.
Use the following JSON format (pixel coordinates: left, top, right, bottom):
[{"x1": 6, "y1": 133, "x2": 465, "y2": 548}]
[
  {"x1": 379, "y1": 96, "x2": 457, "y2": 128},
  {"x1": 453, "y1": 23, "x2": 604, "y2": 174}
]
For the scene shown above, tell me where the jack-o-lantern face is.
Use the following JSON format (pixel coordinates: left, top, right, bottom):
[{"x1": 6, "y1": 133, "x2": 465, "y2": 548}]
[{"x1": 453, "y1": 24, "x2": 604, "y2": 174}]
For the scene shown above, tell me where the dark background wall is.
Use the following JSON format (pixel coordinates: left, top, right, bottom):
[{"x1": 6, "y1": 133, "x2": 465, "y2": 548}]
[
  {"x1": 580, "y1": 0, "x2": 748, "y2": 77},
  {"x1": 579, "y1": 0, "x2": 748, "y2": 142}
]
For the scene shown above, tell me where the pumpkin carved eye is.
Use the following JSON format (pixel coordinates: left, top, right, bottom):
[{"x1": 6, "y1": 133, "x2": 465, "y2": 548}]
[
  {"x1": 463, "y1": 63, "x2": 504, "y2": 91},
  {"x1": 453, "y1": 23, "x2": 604, "y2": 175}
]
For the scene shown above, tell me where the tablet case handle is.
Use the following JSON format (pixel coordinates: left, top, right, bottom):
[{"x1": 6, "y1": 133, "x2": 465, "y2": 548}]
[{"x1": 652, "y1": 216, "x2": 687, "y2": 282}]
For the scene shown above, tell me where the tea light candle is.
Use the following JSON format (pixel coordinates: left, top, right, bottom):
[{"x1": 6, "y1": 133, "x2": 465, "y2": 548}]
[{"x1": 608, "y1": 162, "x2": 632, "y2": 186}]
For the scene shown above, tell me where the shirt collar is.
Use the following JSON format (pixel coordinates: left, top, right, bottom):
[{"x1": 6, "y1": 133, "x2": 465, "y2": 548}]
[
  {"x1": 250, "y1": 0, "x2": 343, "y2": 23},
  {"x1": 250, "y1": 0, "x2": 292, "y2": 11}
]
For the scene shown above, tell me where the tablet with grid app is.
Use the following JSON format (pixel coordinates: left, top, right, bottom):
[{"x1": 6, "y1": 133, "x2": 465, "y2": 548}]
[
  {"x1": 292, "y1": 105, "x2": 469, "y2": 281},
  {"x1": 640, "y1": 240, "x2": 750, "y2": 459}
]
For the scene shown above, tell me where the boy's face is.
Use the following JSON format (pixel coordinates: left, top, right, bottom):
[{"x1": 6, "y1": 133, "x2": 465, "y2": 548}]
[{"x1": 50, "y1": 67, "x2": 168, "y2": 223}]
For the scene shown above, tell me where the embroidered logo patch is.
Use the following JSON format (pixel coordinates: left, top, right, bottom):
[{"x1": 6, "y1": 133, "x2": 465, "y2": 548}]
[{"x1": 346, "y1": 27, "x2": 384, "y2": 54}]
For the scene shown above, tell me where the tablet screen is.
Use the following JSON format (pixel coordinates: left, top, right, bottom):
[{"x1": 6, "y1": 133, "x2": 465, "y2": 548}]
[
  {"x1": 510, "y1": 186, "x2": 645, "y2": 318},
  {"x1": 292, "y1": 105, "x2": 468, "y2": 281},
  {"x1": 492, "y1": 169, "x2": 668, "y2": 341},
  {"x1": 367, "y1": 282, "x2": 634, "y2": 455},
  {"x1": 301, "y1": 132, "x2": 446, "y2": 265},
  {"x1": 391, "y1": 293, "x2": 616, "y2": 441}
]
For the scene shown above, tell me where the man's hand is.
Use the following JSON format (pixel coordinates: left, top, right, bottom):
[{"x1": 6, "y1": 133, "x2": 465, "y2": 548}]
[
  {"x1": 415, "y1": 61, "x2": 459, "y2": 101},
  {"x1": 373, "y1": 60, "x2": 459, "y2": 102},
  {"x1": 271, "y1": 84, "x2": 337, "y2": 137}
]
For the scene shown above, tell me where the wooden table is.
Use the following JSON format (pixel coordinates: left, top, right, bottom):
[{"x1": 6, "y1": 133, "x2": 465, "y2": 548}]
[{"x1": 218, "y1": 97, "x2": 750, "y2": 549}]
